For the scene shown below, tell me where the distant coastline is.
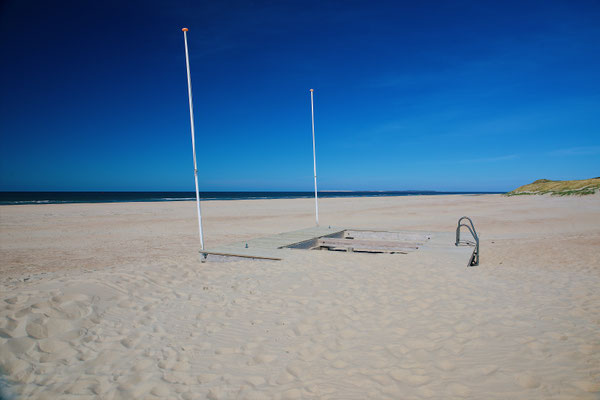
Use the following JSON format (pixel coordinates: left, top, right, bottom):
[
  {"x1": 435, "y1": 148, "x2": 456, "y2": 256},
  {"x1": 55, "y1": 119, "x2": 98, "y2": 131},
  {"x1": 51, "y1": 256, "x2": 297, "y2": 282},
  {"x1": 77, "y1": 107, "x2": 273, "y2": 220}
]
[{"x1": 0, "y1": 191, "x2": 503, "y2": 205}]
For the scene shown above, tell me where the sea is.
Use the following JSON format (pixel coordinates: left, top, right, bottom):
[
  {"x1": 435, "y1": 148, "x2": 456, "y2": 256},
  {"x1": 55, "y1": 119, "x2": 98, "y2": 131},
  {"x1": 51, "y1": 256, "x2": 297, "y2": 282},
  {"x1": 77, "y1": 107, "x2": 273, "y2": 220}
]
[{"x1": 0, "y1": 191, "x2": 502, "y2": 205}]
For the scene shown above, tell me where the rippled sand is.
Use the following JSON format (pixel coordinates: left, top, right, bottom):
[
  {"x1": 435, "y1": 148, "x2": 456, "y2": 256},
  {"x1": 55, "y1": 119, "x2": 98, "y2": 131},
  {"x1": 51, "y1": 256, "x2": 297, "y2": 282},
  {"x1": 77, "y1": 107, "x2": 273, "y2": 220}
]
[{"x1": 1, "y1": 194, "x2": 599, "y2": 399}]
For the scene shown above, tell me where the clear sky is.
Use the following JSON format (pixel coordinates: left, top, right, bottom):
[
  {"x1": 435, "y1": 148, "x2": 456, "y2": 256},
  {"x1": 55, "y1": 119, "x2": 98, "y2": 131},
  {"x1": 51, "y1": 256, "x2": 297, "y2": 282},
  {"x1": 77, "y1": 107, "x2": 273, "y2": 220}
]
[{"x1": 1, "y1": 0, "x2": 599, "y2": 192}]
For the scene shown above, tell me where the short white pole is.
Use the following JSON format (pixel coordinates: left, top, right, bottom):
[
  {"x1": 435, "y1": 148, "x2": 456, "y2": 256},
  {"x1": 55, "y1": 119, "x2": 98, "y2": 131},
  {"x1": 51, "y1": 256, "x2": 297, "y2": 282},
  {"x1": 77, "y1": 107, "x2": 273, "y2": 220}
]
[
  {"x1": 310, "y1": 89, "x2": 319, "y2": 226},
  {"x1": 182, "y1": 28, "x2": 205, "y2": 250}
]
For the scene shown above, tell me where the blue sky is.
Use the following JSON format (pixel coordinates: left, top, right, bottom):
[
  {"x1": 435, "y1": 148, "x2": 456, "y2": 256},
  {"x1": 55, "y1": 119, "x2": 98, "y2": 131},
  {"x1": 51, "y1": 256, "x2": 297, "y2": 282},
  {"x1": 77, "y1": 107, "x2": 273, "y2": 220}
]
[{"x1": 1, "y1": 0, "x2": 599, "y2": 192}]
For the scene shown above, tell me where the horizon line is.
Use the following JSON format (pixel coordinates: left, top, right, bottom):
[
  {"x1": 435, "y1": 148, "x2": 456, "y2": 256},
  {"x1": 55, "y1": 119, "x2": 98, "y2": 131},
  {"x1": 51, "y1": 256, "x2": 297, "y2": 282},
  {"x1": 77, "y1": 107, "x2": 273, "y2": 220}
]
[{"x1": 0, "y1": 189, "x2": 507, "y2": 193}]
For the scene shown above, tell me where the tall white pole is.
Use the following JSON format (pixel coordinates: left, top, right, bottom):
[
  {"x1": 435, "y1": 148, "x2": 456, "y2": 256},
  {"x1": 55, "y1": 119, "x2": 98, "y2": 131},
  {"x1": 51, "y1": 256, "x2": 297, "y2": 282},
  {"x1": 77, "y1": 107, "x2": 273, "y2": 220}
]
[
  {"x1": 182, "y1": 28, "x2": 205, "y2": 250},
  {"x1": 310, "y1": 89, "x2": 319, "y2": 226}
]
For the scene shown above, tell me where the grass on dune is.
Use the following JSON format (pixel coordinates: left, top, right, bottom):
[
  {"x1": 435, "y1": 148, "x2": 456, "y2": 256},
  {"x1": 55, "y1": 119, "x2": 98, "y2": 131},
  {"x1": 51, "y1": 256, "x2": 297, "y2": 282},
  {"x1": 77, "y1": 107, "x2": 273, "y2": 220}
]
[{"x1": 506, "y1": 177, "x2": 600, "y2": 196}]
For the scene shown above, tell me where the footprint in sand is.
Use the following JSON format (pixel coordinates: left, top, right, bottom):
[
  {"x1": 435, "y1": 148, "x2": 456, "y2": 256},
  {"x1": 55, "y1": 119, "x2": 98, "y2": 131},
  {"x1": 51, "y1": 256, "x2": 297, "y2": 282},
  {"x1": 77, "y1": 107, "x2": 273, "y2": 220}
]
[
  {"x1": 25, "y1": 318, "x2": 72, "y2": 340},
  {"x1": 215, "y1": 347, "x2": 238, "y2": 355},
  {"x1": 133, "y1": 358, "x2": 154, "y2": 372},
  {"x1": 84, "y1": 350, "x2": 123, "y2": 374},
  {"x1": 5, "y1": 336, "x2": 35, "y2": 356},
  {"x1": 150, "y1": 384, "x2": 171, "y2": 396},
  {"x1": 65, "y1": 378, "x2": 101, "y2": 395},
  {"x1": 182, "y1": 391, "x2": 204, "y2": 400},
  {"x1": 1, "y1": 356, "x2": 31, "y2": 379},
  {"x1": 162, "y1": 371, "x2": 195, "y2": 385},
  {"x1": 479, "y1": 365, "x2": 499, "y2": 376},
  {"x1": 239, "y1": 377, "x2": 264, "y2": 390},
  {"x1": 293, "y1": 323, "x2": 313, "y2": 336},
  {"x1": 0, "y1": 317, "x2": 26, "y2": 338},
  {"x1": 454, "y1": 322, "x2": 473, "y2": 333},
  {"x1": 4, "y1": 296, "x2": 27, "y2": 305},
  {"x1": 286, "y1": 360, "x2": 309, "y2": 379},
  {"x1": 448, "y1": 382, "x2": 472, "y2": 397},
  {"x1": 37, "y1": 338, "x2": 68, "y2": 354},
  {"x1": 572, "y1": 380, "x2": 600, "y2": 393},
  {"x1": 275, "y1": 371, "x2": 296, "y2": 384},
  {"x1": 386, "y1": 344, "x2": 409, "y2": 358},
  {"x1": 389, "y1": 369, "x2": 431, "y2": 386},
  {"x1": 197, "y1": 373, "x2": 219, "y2": 384},
  {"x1": 515, "y1": 373, "x2": 541, "y2": 389},
  {"x1": 54, "y1": 302, "x2": 91, "y2": 320},
  {"x1": 282, "y1": 388, "x2": 303, "y2": 399},
  {"x1": 331, "y1": 359, "x2": 348, "y2": 369},
  {"x1": 207, "y1": 387, "x2": 228, "y2": 400},
  {"x1": 252, "y1": 352, "x2": 276, "y2": 364},
  {"x1": 39, "y1": 344, "x2": 77, "y2": 363}
]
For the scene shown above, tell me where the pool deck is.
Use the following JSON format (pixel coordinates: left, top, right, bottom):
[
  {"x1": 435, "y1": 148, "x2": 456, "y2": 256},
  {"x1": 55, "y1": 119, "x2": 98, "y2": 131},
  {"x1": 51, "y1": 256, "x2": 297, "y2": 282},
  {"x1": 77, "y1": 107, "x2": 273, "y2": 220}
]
[{"x1": 200, "y1": 226, "x2": 477, "y2": 267}]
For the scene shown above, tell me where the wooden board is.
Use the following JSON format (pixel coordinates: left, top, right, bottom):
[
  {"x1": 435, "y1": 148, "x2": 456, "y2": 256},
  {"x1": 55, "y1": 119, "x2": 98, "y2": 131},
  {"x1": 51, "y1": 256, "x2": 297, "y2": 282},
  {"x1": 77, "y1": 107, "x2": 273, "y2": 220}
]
[
  {"x1": 344, "y1": 230, "x2": 431, "y2": 241},
  {"x1": 318, "y1": 238, "x2": 421, "y2": 248},
  {"x1": 200, "y1": 250, "x2": 281, "y2": 261},
  {"x1": 316, "y1": 238, "x2": 420, "y2": 253}
]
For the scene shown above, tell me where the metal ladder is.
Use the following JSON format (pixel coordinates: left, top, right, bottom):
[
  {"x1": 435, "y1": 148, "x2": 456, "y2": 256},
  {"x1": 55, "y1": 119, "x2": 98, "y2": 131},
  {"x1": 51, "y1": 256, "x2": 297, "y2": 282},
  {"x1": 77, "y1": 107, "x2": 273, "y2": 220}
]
[{"x1": 455, "y1": 216, "x2": 479, "y2": 266}]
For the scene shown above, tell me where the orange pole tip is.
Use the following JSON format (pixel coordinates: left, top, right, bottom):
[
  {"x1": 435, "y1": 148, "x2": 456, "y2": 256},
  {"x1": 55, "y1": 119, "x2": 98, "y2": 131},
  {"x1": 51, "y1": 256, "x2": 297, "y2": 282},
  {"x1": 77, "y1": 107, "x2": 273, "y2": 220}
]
[
  {"x1": 310, "y1": 89, "x2": 314, "y2": 92},
  {"x1": 182, "y1": 28, "x2": 189, "y2": 32}
]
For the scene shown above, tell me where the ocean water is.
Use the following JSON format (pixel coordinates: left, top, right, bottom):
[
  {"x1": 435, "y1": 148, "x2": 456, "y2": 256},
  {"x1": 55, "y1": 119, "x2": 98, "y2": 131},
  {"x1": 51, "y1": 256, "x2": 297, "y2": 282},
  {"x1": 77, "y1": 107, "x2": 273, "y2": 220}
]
[{"x1": 0, "y1": 191, "x2": 501, "y2": 205}]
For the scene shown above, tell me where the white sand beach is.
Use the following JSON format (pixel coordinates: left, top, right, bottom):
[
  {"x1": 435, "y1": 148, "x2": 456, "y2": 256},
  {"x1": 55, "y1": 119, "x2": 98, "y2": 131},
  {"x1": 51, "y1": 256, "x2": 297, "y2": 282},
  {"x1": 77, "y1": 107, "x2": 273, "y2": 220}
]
[{"x1": 0, "y1": 194, "x2": 599, "y2": 399}]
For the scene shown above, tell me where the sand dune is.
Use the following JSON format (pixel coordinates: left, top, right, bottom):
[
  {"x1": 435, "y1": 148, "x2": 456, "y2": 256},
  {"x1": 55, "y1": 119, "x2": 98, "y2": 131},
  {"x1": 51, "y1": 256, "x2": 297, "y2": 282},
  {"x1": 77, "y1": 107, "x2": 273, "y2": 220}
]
[{"x1": 1, "y1": 194, "x2": 599, "y2": 399}]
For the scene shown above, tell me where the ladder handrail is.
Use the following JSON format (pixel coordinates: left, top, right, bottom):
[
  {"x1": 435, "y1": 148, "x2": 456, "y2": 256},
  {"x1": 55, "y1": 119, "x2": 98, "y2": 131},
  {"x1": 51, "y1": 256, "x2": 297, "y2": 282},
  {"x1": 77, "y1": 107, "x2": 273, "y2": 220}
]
[
  {"x1": 455, "y1": 216, "x2": 479, "y2": 266},
  {"x1": 456, "y1": 216, "x2": 478, "y2": 244}
]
